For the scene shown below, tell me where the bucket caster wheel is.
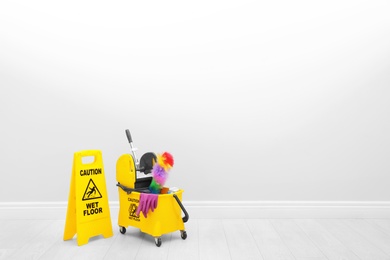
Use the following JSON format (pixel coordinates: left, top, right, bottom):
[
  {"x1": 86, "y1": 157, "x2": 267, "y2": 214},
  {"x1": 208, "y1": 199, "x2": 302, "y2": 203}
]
[
  {"x1": 180, "y1": 230, "x2": 187, "y2": 240},
  {"x1": 119, "y1": 226, "x2": 126, "y2": 234},
  {"x1": 155, "y1": 237, "x2": 162, "y2": 247}
]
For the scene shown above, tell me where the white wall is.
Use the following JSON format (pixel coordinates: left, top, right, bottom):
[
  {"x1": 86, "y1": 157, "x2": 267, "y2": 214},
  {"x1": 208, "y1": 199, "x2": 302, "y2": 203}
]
[{"x1": 1, "y1": 0, "x2": 389, "y2": 203}]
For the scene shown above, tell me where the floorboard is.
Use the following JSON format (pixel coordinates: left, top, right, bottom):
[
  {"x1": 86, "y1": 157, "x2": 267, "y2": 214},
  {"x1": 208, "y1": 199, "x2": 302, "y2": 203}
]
[
  {"x1": 167, "y1": 219, "x2": 199, "y2": 260},
  {"x1": 8, "y1": 220, "x2": 63, "y2": 260},
  {"x1": 102, "y1": 229, "x2": 145, "y2": 259},
  {"x1": 1, "y1": 213, "x2": 390, "y2": 260},
  {"x1": 317, "y1": 219, "x2": 390, "y2": 260},
  {"x1": 368, "y1": 219, "x2": 390, "y2": 236},
  {"x1": 246, "y1": 219, "x2": 296, "y2": 260},
  {"x1": 295, "y1": 219, "x2": 360, "y2": 260},
  {"x1": 223, "y1": 219, "x2": 264, "y2": 260},
  {"x1": 344, "y1": 219, "x2": 390, "y2": 256},
  {"x1": 198, "y1": 219, "x2": 231, "y2": 260},
  {"x1": 270, "y1": 219, "x2": 326, "y2": 259},
  {"x1": 134, "y1": 232, "x2": 172, "y2": 260}
]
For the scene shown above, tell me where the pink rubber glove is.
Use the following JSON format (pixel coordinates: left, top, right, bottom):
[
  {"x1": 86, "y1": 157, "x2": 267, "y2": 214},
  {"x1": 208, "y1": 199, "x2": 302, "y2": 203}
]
[
  {"x1": 136, "y1": 193, "x2": 158, "y2": 218},
  {"x1": 149, "y1": 194, "x2": 158, "y2": 213},
  {"x1": 136, "y1": 193, "x2": 146, "y2": 217},
  {"x1": 143, "y1": 194, "x2": 151, "y2": 218}
]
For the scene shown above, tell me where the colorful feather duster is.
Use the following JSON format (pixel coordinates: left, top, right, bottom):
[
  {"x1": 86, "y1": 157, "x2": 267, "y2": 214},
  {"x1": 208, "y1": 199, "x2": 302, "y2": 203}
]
[{"x1": 149, "y1": 152, "x2": 174, "y2": 194}]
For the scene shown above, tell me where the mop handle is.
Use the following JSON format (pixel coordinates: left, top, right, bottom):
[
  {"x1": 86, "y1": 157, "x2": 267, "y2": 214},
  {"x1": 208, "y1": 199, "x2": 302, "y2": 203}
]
[
  {"x1": 125, "y1": 129, "x2": 139, "y2": 165},
  {"x1": 125, "y1": 129, "x2": 133, "y2": 143}
]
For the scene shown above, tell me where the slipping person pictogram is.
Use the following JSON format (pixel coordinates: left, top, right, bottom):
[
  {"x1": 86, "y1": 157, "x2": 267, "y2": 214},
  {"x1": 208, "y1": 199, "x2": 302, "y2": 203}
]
[
  {"x1": 86, "y1": 186, "x2": 96, "y2": 198},
  {"x1": 82, "y1": 179, "x2": 102, "y2": 201}
]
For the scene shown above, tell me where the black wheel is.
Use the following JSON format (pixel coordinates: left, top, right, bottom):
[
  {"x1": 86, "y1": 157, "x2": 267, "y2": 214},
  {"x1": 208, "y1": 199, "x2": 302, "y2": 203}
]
[
  {"x1": 180, "y1": 230, "x2": 187, "y2": 240},
  {"x1": 155, "y1": 237, "x2": 162, "y2": 247},
  {"x1": 119, "y1": 226, "x2": 126, "y2": 234}
]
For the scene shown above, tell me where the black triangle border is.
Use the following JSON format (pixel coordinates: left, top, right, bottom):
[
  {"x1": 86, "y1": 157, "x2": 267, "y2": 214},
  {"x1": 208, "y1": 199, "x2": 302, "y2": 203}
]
[{"x1": 82, "y1": 178, "x2": 103, "y2": 201}]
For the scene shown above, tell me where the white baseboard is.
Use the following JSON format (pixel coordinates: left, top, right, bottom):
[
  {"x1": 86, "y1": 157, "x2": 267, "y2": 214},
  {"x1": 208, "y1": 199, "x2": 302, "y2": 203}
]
[
  {"x1": 1, "y1": 201, "x2": 390, "y2": 219},
  {"x1": 182, "y1": 201, "x2": 390, "y2": 219}
]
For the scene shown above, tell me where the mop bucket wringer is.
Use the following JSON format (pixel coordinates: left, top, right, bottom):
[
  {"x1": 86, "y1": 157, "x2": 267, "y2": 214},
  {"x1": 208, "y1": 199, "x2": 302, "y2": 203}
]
[{"x1": 116, "y1": 130, "x2": 189, "y2": 247}]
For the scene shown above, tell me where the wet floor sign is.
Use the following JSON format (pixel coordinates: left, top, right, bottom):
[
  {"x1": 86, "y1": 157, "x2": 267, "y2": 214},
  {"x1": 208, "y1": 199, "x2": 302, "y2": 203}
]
[{"x1": 63, "y1": 150, "x2": 113, "y2": 246}]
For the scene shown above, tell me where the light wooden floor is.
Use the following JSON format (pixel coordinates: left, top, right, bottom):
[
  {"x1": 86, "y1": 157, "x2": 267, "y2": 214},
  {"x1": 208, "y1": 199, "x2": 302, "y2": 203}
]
[{"x1": 1, "y1": 217, "x2": 390, "y2": 260}]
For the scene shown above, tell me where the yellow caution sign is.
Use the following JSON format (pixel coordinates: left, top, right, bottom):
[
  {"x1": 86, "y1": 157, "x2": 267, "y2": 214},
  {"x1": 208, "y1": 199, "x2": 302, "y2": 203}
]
[{"x1": 64, "y1": 150, "x2": 113, "y2": 246}]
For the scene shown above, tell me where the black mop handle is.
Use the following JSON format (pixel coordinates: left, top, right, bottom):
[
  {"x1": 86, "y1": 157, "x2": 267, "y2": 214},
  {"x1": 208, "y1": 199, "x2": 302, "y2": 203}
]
[
  {"x1": 125, "y1": 129, "x2": 133, "y2": 143},
  {"x1": 125, "y1": 129, "x2": 139, "y2": 166}
]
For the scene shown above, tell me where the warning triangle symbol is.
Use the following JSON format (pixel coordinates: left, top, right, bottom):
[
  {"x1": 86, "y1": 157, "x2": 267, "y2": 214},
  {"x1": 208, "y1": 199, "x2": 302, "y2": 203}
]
[{"x1": 82, "y1": 179, "x2": 103, "y2": 201}]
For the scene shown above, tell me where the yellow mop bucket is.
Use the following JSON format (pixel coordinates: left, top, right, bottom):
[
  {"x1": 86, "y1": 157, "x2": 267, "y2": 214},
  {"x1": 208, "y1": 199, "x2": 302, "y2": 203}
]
[{"x1": 116, "y1": 151, "x2": 189, "y2": 247}]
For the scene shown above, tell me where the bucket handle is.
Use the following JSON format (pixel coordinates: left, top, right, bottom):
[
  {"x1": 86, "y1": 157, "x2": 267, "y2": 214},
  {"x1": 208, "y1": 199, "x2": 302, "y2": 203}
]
[
  {"x1": 173, "y1": 194, "x2": 189, "y2": 223},
  {"x1": 116, "y1": 183, "x2": 139, "y2": 194}
]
